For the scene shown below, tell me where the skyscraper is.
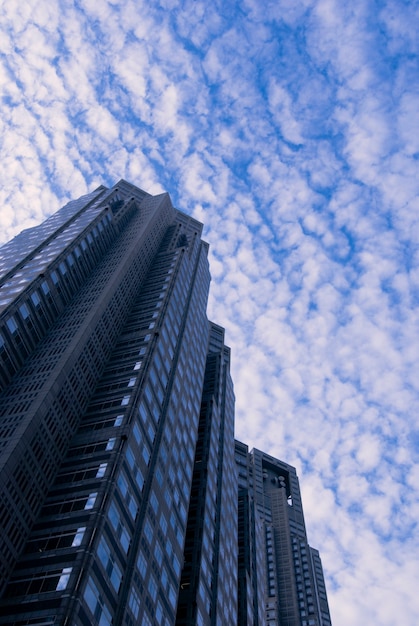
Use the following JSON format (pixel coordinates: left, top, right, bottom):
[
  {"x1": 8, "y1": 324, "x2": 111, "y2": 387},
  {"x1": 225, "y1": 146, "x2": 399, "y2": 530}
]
[
  {"x1": 0, "y1": 180, "x2": 331, "y2": 625},
  {"x1": 235, "y1": 443, "x2": 331, "y2": 626},
  {"x1": 176, "y1": 322, "x2": 237, "y2": 625}
]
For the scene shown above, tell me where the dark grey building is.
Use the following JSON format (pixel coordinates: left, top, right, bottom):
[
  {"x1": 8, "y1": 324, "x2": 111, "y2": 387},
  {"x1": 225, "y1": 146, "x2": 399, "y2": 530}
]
[
  {"x1": 176, "y1": 322, "x2": 237, "y2": 625},
  {"x1": 0, "y1": 181, "x2": 215, "y2": 625},
  {"x1": 235, "y1": 443, "x2": 332, "y2": 626},
  {"x1": 0, "y1": 180, "x2": 331, "y2": 625}
]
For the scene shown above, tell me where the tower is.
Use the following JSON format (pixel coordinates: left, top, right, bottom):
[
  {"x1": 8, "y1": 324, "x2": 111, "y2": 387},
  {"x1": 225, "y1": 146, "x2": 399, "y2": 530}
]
[
  {"x1": 235, "y1": 444, "x2": 332, "y2": 626},
  {"x1": 0, "y1": 181, "x2": 216, "y2": 624},
  {"x1": 176, "y1": 323, "x2": 237, "y2": 625},
  {"x1": 0, "y1": 180, "x2": 331, "y2": 625}
]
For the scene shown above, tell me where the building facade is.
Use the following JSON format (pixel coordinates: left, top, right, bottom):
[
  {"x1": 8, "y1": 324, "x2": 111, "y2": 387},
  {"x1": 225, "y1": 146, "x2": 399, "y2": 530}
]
[
  {"x1": 0, "y1": 180, "x2": 331, "y2": 625},
  {"x1": 176, "y1": 323, "x2": 237, "y2": 625},
  {"x1": 235, "y1": 444, "x2": 332, "y2": 626}
]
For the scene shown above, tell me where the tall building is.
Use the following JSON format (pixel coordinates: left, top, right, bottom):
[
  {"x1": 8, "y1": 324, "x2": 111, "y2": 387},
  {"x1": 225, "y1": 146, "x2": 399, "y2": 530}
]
[
  {"x1": 176, "y1": 322, "x2": 237, "y2": 625},
  {"x1": 235, "y1": 443, "x2": 332, "y2": 626},
  {"x1": 0, "y1": 180, "x2": 330, "y2": 625}
]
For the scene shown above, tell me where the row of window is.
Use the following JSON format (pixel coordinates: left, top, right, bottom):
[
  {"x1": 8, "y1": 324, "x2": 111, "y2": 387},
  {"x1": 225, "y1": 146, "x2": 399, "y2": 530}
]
[
  {"x1": 0, "y1": 187, "x2": 106, "y2": 292},
  {"x1": 79, "y1": 223, "x2": 207, "y2": 624},
  {"x1": 0, "y1": 213, "x2": 115, "y2": 391},
  {"x1": 64, "y1": 246, "x2": 174, "y2": 622},
  {"x1": 82, "y1": 254, "x2": 176, "y2": 616},
  {"x1": 86, "y1": 242, "x2": 188, "y2": 623},
  {"x1": 24, "y1": 527, "x2": 86, "y2": 554},
  {"x1": 5, "y1": 567, "x2": 72, "y2": 598}
]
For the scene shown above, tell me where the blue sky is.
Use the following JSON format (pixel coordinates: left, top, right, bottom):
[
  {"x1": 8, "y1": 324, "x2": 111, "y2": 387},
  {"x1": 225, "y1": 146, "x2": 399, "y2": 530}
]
[{"x1": 1, "y1": 0, "x2": 419, "y2": 623}]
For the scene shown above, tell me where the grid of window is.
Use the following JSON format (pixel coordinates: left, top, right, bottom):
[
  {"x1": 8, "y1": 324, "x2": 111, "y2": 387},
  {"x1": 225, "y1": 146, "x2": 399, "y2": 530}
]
[
  {"x1": 0, "y1": 186, "x2": 276, "y2": 626},
  {"x1": 0, "y1": 212, "x2": 116, "y2": 391},
  {"x1": 0, "y1": 188, "x2": 107, "y2": 287},
  {"x1": 176, "y1": 324, "x2": 237, "y2": 625},
  {"x1": 108, "y1": 501, "x2": 131, "y2": 554},
  {"x1": 0, "y1": 186, "x2": 175, "y2": 605},
  {"x1": 98, "y1": 214, "x2": 210, "y2": 626},
  {"x1": 97, "y1": 536, "x2": 123, "y2": 592}
]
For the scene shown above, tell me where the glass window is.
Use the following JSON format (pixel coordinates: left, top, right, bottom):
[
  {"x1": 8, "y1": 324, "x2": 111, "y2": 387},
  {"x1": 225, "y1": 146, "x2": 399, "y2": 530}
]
[
  {"x1": 51, "y1": 271, "x2": 59, "y2": 284},
  {"x1": 166, "y1": 536, "x2": 174, "y2": 561},
  {"x1": 118, "y1": 473, "x2": 129, "y2": 497},
  {"x1": 96, "y1": 463, "x2": 107, "y2": 478},
  {"x1": 117, "y1": 472, "x2": 137, "y2": 519},
  {"x1": 106, "y1": 438, "x2": 116, "y2": 451},
  {"x1": 144, "y1": 520, "x2": 153, "y2": 545},
  {"x1": 161, "y1": 566, "x2": 168, "y2": 590},
  {"x1": 72, "y1": 527, "x2": 86, "y2": 547},
  {"x1": 135, "y1": 466, "x2": 144, "y2": 490},
  {"x1": 125, "y1": 446, "x2": 144, "y2": 490},
  {"x1": 127, "y1": 495, "x2": 138, "y2": 520},
  {"x1": 142, "y1": 445, "x2": 150, "y2": 466},
  {"x1": 56, "y1": 567, "x2": 72, "y2": 591},
  {"x1": 97, "y1": 537, "x2": 122, "y2": 592},
  {"x1": 108, "y1": 502, "x2": 119, "y2": 529},
  {"x1": 155, "y1": 542, "x2": 163, "y2": 567},
  {"x1": 126, "y1": 446, "x2": 135, "y2": 468},
  {"x1": 137, "y1": 552, "x2": 147, "y2": 578},
  {"x1": 139, "y1": 401, "x2": 148, "y2": 423},
  {"x1": 147, "y1": 424, "x2": 155, "y2": 442},
  {"x1": 108, "y1": 501, "x2": 130, "y2": 553},
  {"x1": 133, "y1": 422, "x2": 142, "y2": 445},
  {"x1": 148, "y1": 574, "x2": 158, "y2": 601},
  {"x1": 150, "y1": 492, "x2": 159, "y2": 514},
  {"x1": 114, "y1": 415, "x2": 124, "y2": 427},
  {"x1": 31, "y1": 291, "x2": 40, "y2": 306},
  {"x1": 168, "y1": 583, "x2": 176, "y2": 609},
  {"x1": 83, "y1": 577, "x2": 112, "y2": 625},
  {"x1": 160, "y1": 515, "x2": 168, "y2": 535},
  {"x1": 6, "y1": 316, "x2": 18, "y2": 334},
  {"x1": 173, "y1": 554, "x2": 181, "y2": 577},
  {"x1": 129, "y1": 587, "x2": 141, "y2": 619},
  {"x1": 85, "y1": 493, "x2": 97, "y2": 510},
  {"x1": 19, "y1": 303, "x2": 30, "y2": 319}
]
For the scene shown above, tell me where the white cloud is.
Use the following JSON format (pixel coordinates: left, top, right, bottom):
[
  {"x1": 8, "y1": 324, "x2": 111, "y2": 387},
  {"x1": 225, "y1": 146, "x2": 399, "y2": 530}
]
[
  {"x1": 268, "y1": 82, "x2": 304, "y2": 144},
  {"x1": 398, "y1": 92, "x2": 419, "y2": 156}
]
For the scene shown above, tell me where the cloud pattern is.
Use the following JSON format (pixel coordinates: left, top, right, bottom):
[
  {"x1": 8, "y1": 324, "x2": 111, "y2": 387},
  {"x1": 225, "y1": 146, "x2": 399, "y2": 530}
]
[{"x1": 1, "y1": 0, "x2": 419, "y2": 623}]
